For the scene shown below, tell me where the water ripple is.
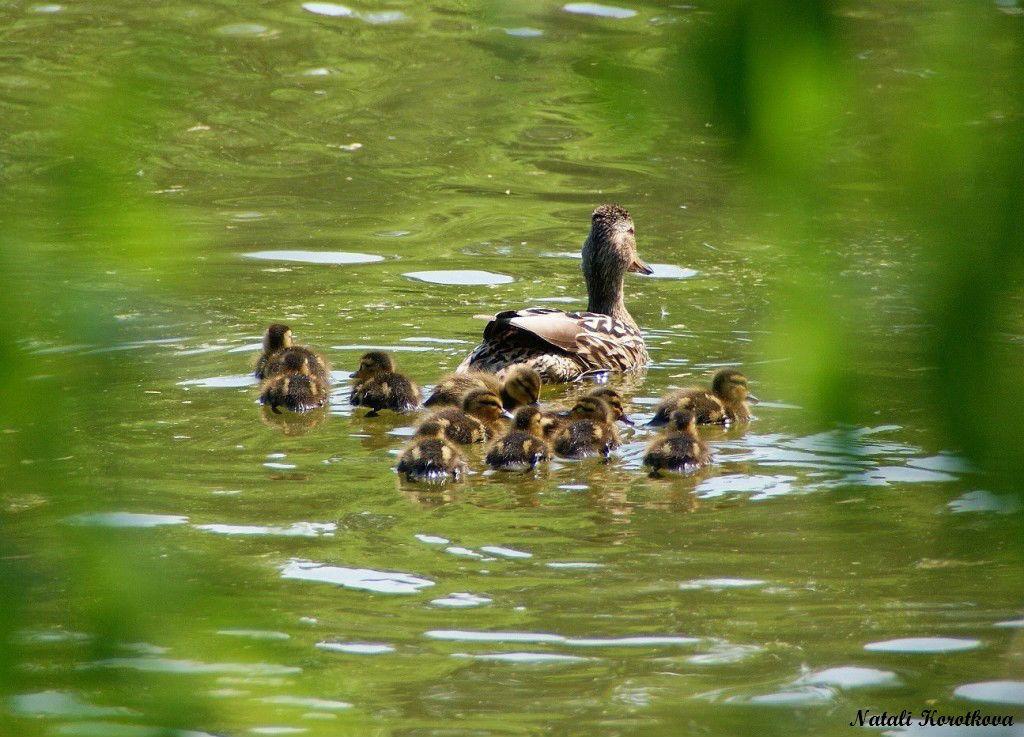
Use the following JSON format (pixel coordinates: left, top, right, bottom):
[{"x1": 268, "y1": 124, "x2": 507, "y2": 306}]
[{"x1": 280, "y1": 559, "x2": 435, "y2": 594}]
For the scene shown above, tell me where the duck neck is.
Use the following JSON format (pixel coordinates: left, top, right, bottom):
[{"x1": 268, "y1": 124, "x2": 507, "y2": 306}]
[{"x1": 585, "y1": 271, "x2": 635, "y2": 327}]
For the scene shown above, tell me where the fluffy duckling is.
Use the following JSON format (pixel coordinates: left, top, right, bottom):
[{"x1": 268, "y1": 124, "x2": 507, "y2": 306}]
[
  {"x1": 648, "y1": 368, "x2": 758, "y2": 426},
  {"x1": 643, "y1": 409, "x2": 712, "y2": 476},
  {"x1": 499, "y1": 366, "x2": 542, "y2": 410},
  {"x1": 486, "y1": 406, "x2": 551, "y2": 471},
  {"x1": 421, "y1": 389, "x2": 506, "y2": 444},
  {"x1": 259, "y1": 352, "x2": 329, "y2": 413},
  {"x1": 424, "y1": 370, "x2": 502, "y2": 408},
  {"x1": 255, "y1": 323, "x2": 330, "y2": 383},
  {"x1": 552, "y1": 396, "x2": 621, "y2": 459},
  {"x1": 539, "y1": 387, "x2": 631, "y2": 439},
  {"x1": 396, "y1": 420, "x2": 467, "y2": 482},
  {"x1": 349, "y1": 351, "x2": 421, "y2": 416}
]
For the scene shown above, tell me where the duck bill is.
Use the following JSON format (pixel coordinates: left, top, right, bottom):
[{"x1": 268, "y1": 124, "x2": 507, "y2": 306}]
[
  {"x1": 348, "y1": 372, "x2": 358, "y2": 378},
  {"x1": 645, "y1": 414, "x2": 668, "y2": 427},
  {"x1": 746, "y1": 393, "x2": 760, "y2": 405},
  {"x1": 628, "y1": 257, "x2": 654, "y2": 275},
  {"x1": 618, "y1": 415, "x2": 635, "y2": 426}
]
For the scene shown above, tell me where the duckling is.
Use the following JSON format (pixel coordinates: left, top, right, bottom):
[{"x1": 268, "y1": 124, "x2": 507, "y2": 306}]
[
  {"x1": 552, "y1": 396, "x2": 621, "y2": 459},
  {"x1": 258, "y1": 352, "x2": 329, "y2": 413},
  {"x1": 423, "y1": 370, "x2": 502, "y2": 408},
  {"x1": 458, "y1": 204, "x2": 654, "y2": 382},
  {"x1": 648, "y1": 368, "x2": 759, "y2": 426},
  {"x1": 255, "y1": 323, "x2": 330, "y2": 383},
  {"x1": 643, "y1": 409, "x2": 712, "y2": 476},
  {"x1": 349, "y1": 351, "x2": 421, "y2": 416},
  {"x1": 499, "y1": 365, "x2": 542, "y2": 410},
  {"x1": 396, "y1": 420, "x2": 467, "y2": 482},
  {"x1": 539, "y1": 386, "x2": 631, "y2": 439},
  {"x1": 420, "y1": 389, "x2": 506, "y2": 444},
  {"x1": 486, "y1": 406, "x2": 551, "y2": 471}
]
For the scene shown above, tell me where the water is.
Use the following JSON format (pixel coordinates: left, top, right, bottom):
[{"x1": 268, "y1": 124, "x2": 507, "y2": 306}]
[{"x1": 2, "y1": 1, "x2": 1023, "y2": 736}]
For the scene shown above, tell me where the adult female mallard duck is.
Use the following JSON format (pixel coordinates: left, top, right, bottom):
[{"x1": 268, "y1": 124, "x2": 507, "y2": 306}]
[
  {"x1": 349, "y1": 351, "x2": 421, "y2": 416},
  {"x1": 648, "y1": 368, "x2": 758, "y2": 426},
  {"x1": 420, "y1": 389, "x2": 506, "y2": 444},
  {"x1": 255, "y1": 323, "x2": 331, "y2": 383},
  {"x1": 396, "y1": 419, "x2": 467, "y2": 483},
  {"x1": 552, "y1": 396, "x2": 621, "y2": 460},
  {"x1": 486, "y1": 406, "x2": 551, "y2": 471},
  {"x1": 457, "y1": 204, "x2": 653, "y2": 382},
  {"x1": 259, "y1": 352, "x2": 329, "y2": 413},
  {"x1": 643, "y1": 409, "x2": 712, "y2": 476}
]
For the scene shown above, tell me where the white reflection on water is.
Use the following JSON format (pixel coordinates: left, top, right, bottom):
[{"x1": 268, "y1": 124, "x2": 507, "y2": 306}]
[
  {"x1": 425, "y1": 630, "x2": 699, "y2": 647},
  {"x1": 953, "y1": 680, "x2": 1024, "y2": 706},
  {"x1": 863, "y1": 637, "x2": 981, "y2": 653},
  {"x1": 197, "y1": 523, "x2": 336, "y2": 538},
  {"x1": 453, "y1": 652, "x2": 593, "y2": 664},
  {"x1": 261, "y1": 695, "x2": 353, "y2": 710},
  {"x1": 10, "y1": 690, "x2": 136, "y2": 717},
  {"x1": 280, "y1": 559, "x2": 435, "y2": 594},
  {"x1": 315, "y1": 641, "x2": 395, "y2": 655},
  {"x1": 89, "y1": 658, "x2": 300, "y2": 675},
  {"x1": 797, "y1": 665, "x2": 900, "y2": 689},
  {"x1": 67, "y1": 513, "x2": 188, "y2": 528}
]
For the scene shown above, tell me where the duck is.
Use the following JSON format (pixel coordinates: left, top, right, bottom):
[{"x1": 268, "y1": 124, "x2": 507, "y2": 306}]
[
  {"x1": 457, "y1": 204, "x2": 653, "y2": 382},
  {"x1": 349, "y1": 351, "x2": 421, "y2": 416},
  {"x1": 486, "y1": 406, "x2": 551, "y2": 471},
  {"x1": 648, "y1": 368, "x2": 758, "y2": 426},
  {"x1": 258, "y1": 351, "x2": 329, "y2": 413},
  {"x1": 499, "y1": 366, "x2": 542, "y2": 410},
  {"x1": 539, "y1": 387, "x2": 632, "y2": 439},
  {"x1": 420, "y1": 389, "x2": 506, "y2": 444},
  {"x1": 643, "y1": 409, "x2": 712, "y2": 475},
  {"x1": 552, "y1": 396, "x2": 621, "y2": 459},
  {"x1": 396, "y1": 419, "x2": 467, "y2": 482},
  {"x1": 423, "y1": 370, "x2": 501, "y2": 408},
  {"x1": 254, "y1": 323, "x2": 330, "y2": 383}
]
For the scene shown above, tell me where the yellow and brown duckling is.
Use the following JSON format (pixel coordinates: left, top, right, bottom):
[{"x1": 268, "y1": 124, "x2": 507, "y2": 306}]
[
  {"x1": 499, "y1": 365, "x2": 542, "y2": 410},
  {"x1": 396, "y1": 419, "x2": 467, "y2": 483},
  {"x1": 259, "y1": 351, "x2": 329, "y2": 413},
  {"x1": 349, "y1": 351, "x2": 421, "y2": 416},
  {"x1": 423, "y1": 370, "x2": 501, "y2": 408},
  {"x1": 255, "y1": 323, "x2": 330, "y2": 384},
  {"x1": 420, "y1": 389, "x2": 506, "y2": 445},
  {"x1": 648, "y1": 368, "x2": 758, "y2": 426},
  {"x1": 643, "y1": 409, "x2": 712, "y2": 476},
  {"x1": 486, "y1": 406, "x2": 551, "y2": 471},
  {"x1": 539, "y1": 387, "x2": 632, "y2": 439},
  {"x1": 458, "y1": 204, "x2": 654, "y2": 382},
  {"x1": 552, "y1": 396, "x2": 621, "y2": 460}
]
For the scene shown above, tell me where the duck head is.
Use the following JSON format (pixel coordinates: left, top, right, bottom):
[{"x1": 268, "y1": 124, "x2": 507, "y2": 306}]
[
  {"x1": 280, "y1": 351, "x2": 310, "y2": 375},
  {"x1": 587, "y1": 387, "x2": 634, "y2": 425},
  {"x1": 511, "y1": 405, "x2": 545, "y2": 437},
  {"x1": 711, "y1": 368, "x2": 758, "y2": 405},
  {"x1": 462, "y1": 389, "x2": 506, "y2": 424},
  {"x1": 351, "y1": 351, "x2": 395, "y2": 380},
  {"x1": 263, "y1": 323, "x2": 293, "y2": 353},
  {"x1": 568, "y1": 396, "x2": 612, "y2": 422},
  {"x1": 582, "y1": 204, "x2": 652, "y2": 320},
  {"x1": 668, "y1": 408, "x2": 698, "y2": 433},
  {"x1": 501, "y1": 366, "x2": 542, "y2": 409}
]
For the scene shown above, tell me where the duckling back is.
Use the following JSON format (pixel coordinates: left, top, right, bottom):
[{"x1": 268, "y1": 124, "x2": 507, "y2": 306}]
[
  {"x1": 254, "y1": 323, "x2": 330, "y2": 383},
  {"x1": 260, "y1": 373, "x2": 328, "y2": 413},
  {"x1": 397, "y1": 421, "x2": 467, "y2": 482},
  {"x1": 349, "y1": 351, "x2": 421, "y2": 415},
  {"x1": 643, "y1": 409, "x2": 711, "y2": 474},
  {"x1": 419, "y1": 407, "x2": 487, "y2": 444},
  {"x1": 486, "y1": 406, "x2": 550, "y2": 470},
  {"x1": 424, "y1": 371, "x2": 501, "y2": 408},
  {"x1": 552, "y1": 397, "x2": 620, "y2": 459}
]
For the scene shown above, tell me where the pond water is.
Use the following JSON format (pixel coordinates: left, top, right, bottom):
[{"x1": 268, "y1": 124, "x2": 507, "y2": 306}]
[{"x1": 2, "y1": 1, "x2": 1022, "y2": 736}]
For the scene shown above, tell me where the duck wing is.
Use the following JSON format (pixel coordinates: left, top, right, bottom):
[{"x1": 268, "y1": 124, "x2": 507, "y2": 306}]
[{"x1": 483, "y1": 308, "x2": 589, "y2": 353}]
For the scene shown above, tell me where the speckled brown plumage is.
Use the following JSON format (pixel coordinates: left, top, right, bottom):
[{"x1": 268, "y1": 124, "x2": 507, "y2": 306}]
[
  {"x1": 458, "y1": 204, "x2": 652, "y2": 382},
  {"x1": 259, "y1": 351, "x2": 329, "y2": 413},
  {"x1": 255, "y1": 323, "x2": 330, "y2": 384},
  {"x1": 418, "y1": 389, "x2": 505, "y2": 444}
]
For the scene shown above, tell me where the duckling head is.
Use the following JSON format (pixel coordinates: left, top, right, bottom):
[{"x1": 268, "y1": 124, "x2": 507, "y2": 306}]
[
  {"x1": 263, "y1": 323, "x2": 293, "y2": 353},
  {"x1": 568, "y1": 396, "x2": 612, "y2": 422},
  {"x1": 711, "y1": 368, "x2": 759, "y2": 405},
  {"x1": 501, "y1": 366, "x2": 542, "y2": 409},
  {"x1": 511, "y1": 406, "x2": 544, "y2": 437},
  {"x1": 587, "y1": 387, "x2": 633, "y2": 425},
  {"x1": 462, "y1": 389, "x2": 505, "y2": 424},
  {"x1": 280, "y1": 351, "x2": 310, "y2": 374},
  {"x1": 350, "y1": 351, "x2": 395, "y2": 380},
  {"x1": 668, "y1": 408, "x2": 698, "y2": 433}
]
